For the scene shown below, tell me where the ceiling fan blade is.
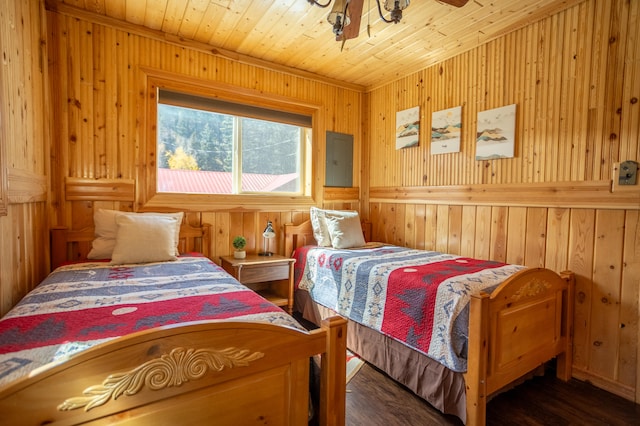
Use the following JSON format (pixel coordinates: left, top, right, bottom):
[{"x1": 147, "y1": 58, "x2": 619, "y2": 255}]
[
  {"x1": 338, "y1": 0, "x2": 364, "y2": 41},
  {"x1": 437, "y1": 0, "x2": 470, "y2": 7}
]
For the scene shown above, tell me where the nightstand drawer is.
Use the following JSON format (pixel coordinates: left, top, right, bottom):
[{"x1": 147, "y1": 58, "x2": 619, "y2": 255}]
[{"x1": 238, "y1": 263, "x2": 289, "y2": 284}]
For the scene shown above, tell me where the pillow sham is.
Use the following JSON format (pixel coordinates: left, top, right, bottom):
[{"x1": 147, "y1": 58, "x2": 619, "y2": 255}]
[
  {"x1": 110, "y1": 215, "x2": 178, "y2": 265},
  {"x1": 309, "y1": 207, "x2": 362, "y2": 248},
  {"x1": 87, "y1": 209, "x2": 183, "y2": 259},
  {"x1": 324, "y1": 213, "x2": 366, "y2": 249},
  {"x1": 310, "y1": 207, "x2": 333, "y2": 247}
]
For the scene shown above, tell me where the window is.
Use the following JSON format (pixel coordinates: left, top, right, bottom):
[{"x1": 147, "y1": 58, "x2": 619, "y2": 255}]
[{"x1": 156, "y1": 89, "x2": 311, "y2": 196}]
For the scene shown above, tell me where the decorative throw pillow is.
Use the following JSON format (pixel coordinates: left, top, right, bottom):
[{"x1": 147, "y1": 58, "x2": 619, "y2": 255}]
[
  {"x1": 110, "y1": 215, "x2": 178, "y2": 265},
  {"x1": 310, "y1": 208, "x2": 360, "y2": 247},
  {"x1": 310, "y1": 207, "x2": 332, "y2": 247},
  {"x1": 324, "y1": 213, "x2": 366, "y2": 249},
  {"x1": 87, "y1": 209, "x2": 183, "y2": 259}
]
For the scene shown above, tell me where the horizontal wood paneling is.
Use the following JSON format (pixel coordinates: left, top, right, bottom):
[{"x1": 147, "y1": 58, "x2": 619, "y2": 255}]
[
  {"x1": 370, "y1": 181, "x2": 640, "y2": 210},
  {"x1": 65, "y1": 177, "x2": 135, "y2": 201}
]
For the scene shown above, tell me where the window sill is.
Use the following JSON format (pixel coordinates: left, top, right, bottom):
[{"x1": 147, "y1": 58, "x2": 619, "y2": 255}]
[{"x1": 140, "y1": 192, "x2": 316, "y2": 212}]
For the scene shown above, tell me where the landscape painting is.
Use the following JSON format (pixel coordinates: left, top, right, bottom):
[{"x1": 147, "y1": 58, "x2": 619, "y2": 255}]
[
  {"x1": 475, "y1": 104, "x2": 516, "y2": 160},
  {"x1": 431, "y1": 106, "x2": 462, "y2": 155},
  {"x1": 395, "y1": 106, "x2": 420, "y2": 149}
]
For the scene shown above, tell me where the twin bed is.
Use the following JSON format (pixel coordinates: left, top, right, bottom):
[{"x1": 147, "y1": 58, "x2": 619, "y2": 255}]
[
  {"x1": 285, "y1": 213, "x2": 574, "y2": 426},
  {"x1": 0, "y1": 214, "x2": 347, "y2": 425}
]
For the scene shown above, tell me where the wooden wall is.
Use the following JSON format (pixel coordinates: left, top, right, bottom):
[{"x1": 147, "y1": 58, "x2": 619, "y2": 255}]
[
  {"x1": 11, "y1": 0, "x2": 637, "y2": 406},
  {"x1": 45, "y1": 7, "x2": 363, "y2": 264},
  {"x1": 0, "y1": 0, "x2": 49, "y2": 316},
  {"x1": 364, "y1": 0, "x2": 640, "y2": 403}
]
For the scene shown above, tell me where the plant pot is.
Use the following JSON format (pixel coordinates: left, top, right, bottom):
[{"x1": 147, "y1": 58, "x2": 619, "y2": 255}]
[{"x1": 234, "y1": 250, "x2": 246, "y2": 259}]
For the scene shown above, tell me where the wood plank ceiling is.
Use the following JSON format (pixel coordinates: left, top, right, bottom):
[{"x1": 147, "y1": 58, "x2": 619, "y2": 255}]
[{"x1": 48, "y1": 0, "x2": 586, "y2": 90}]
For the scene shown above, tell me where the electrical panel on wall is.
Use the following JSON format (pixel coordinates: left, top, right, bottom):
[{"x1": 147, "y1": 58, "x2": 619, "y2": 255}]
[{"x1": 325, "y1": 131, "x2": 353, "y2": 187}]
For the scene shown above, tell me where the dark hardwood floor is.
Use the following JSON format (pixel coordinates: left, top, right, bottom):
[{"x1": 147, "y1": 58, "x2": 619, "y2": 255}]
[
  {"x1": 345, "y1": 362, "x2": 640, "y2": 425},
  {"x1": 294, "y1": 312, "x2": 639, "y2": 425}
]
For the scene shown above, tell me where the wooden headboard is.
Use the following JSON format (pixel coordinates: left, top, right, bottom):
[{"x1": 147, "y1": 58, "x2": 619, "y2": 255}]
[{"x1": 51, "y1": 223, "x2": 211, "y2": 270}]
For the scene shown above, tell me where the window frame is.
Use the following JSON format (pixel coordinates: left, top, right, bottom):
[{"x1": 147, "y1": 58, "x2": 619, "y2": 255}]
[{"x1": 140, "y1": 69, "x2": 318, "y2": 211}]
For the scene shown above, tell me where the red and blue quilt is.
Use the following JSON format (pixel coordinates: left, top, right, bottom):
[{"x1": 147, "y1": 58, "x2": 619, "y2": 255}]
[
  {"x1": 294, "y1": 245, "x2": 525, "y2": 372},
  {"x1": 0, "y1": 255, "x2": 300, "y2": 388}
]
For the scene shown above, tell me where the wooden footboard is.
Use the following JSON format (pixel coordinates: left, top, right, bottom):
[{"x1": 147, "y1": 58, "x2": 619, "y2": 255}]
[
  {"x1": 465, "y1": 268, "x2": 574, "y2": 426},
  {"x1": 0, "y1": 317, "x2": 347, "y2": 425}
]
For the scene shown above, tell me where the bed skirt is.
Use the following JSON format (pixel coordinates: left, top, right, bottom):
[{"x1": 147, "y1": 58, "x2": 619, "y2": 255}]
[{"x1": 295, "y1": 289, "x2": 467, "y2": 423}]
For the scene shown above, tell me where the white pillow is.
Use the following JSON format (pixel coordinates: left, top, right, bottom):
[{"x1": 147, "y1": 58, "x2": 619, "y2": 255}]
[
  {"x1": 110, "y1": 215, "x2": 178, "y2": 265},
  {"x1": 87, "y1": 209, "x2": 183, "y2": 259},
  {"x1": 325, "y1": 213, "x2": 366, "y2": 249},
  {"x1": 310, "y1": 207, "x2": 332, "y2": 247},
  {"x1": 309, "y1": 208, "x2": 361, "y2": 248}
]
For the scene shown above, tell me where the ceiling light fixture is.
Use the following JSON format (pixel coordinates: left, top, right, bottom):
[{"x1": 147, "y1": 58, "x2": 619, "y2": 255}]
[{"x1": 308, "y1": 0, "x2": 410, "y2": 38}]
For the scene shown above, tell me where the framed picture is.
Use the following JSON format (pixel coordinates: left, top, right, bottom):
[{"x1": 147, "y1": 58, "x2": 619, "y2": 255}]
[
  {"x1": 431, "y1": 106, "x2": 462, "y2": 155},
  {"x1": 475, "y1": 104, "x2": 516, "y2": 160},
  {"x1": 395, "y1": 106, "x2": 420, "y2": 150}
]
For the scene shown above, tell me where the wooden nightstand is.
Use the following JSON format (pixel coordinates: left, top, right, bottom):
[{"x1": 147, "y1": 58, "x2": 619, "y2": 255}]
[{"x1": 220, "y1": 254, "x2": 296, "y2": 314}]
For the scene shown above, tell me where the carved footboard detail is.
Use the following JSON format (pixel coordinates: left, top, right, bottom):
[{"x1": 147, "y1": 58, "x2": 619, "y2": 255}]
[{"x1": 58, "y1": 347, "x2": 264, "y2": 412}]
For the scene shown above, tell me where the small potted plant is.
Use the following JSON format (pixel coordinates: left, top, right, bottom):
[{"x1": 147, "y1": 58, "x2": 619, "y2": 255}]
[{"x1": 233, "y1": 236, "x2": 247, "y2": 259}]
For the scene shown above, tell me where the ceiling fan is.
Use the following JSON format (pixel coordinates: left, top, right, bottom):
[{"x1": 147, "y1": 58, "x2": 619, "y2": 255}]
[{"x1": 309, "y1": 0, "x2": 470, "y2": 42}]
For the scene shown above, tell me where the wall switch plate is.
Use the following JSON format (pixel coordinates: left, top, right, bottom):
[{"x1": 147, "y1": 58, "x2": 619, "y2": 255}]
[
  {"x1": 611, "y1": 161, "x2": 639, "y2": 192},
  {"x1": 619, "y1": 160, "x2": 638, "y2": 185}
]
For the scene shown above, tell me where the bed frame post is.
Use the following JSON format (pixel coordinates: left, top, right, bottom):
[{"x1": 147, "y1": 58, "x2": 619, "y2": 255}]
[
  {"x1": 556, "y1": 270, "x2": 575, "y2": 381},
  {"x1": 466, "y1": 291, "x2": 490, "y2": 426},
  {"x1": 50, "y1": 226, "x2": 68, "y2": 271},
  {"x1": 319, "y1": 315, "x2": 347, "y2": 426}
]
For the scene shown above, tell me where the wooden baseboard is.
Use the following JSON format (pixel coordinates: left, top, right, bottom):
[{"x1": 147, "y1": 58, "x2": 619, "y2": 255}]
[{"x1": 572, "y1": 367, "x2": 635, "y2": 402}]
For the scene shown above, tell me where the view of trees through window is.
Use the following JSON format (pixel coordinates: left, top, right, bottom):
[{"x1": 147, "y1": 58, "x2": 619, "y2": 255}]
[{"x1": 157, "y1": 103, "x2": 305, "y2": 194}]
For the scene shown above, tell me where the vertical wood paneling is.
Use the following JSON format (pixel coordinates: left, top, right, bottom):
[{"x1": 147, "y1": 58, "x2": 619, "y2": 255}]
[
  {"x1": 544, "y1": 208, "x2": 570, "y2": 273},
  {"x1": 414, "y1": 204, "x2": 426, "y2": 250},
  {"x1": 489, "y1": 206, "x2": 508, "y2": 262},
  {"x1": 523, "y1": 207, "x2": 547, "y2": 267},
  {"x1": 460, "y1": 205, "x2": 476, "y2": 257},
  {"x1": 506, "y1": 207, "x2": 526, "y2": 265},
  {"x1": 474, "y1": 206, "x2": 492, "y2": 261},
  {"x1": 375, "y1": 0, "x2": 637, "y2": 404},
  {"x1": 568, "y1": 209, "x2": 596, "y2": 372},
  {"x1": 423, "y1": 204, "x2": 437, "y2": 252},
  {"x1": 35, "y1": 0, "x2": 639, "y2": 404},
  {"x1": 0, "y1": 0, "x2": 49, "y2": 316},
  {"x1": 436, "y1": 205, "x2": 449, "y2": 253},
  {"x1": 447, "y1": 205, "x2": 462, "y2": 255},
  {"x1": 620, "y1": 211, "x2": 639, "y2": 393},
  {"x1": 590, "y1": 210, "x2": 625, "y2": 379},
  {"x1": 367, "y1": 0, "x2": 637, "y2": 189}
]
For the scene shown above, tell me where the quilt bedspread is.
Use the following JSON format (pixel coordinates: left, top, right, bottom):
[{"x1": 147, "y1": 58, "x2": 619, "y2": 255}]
[
  {"x1": 0, "y1": 255, "x2": 300, "y2": 388},
  {"x1": 293, "y1": 245, "x2": 525, "y2": 372}
]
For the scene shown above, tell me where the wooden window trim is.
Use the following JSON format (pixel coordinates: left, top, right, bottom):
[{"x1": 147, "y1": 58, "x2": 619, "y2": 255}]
[
  {"x1": 0, "y1": 65, "x2": 7, "y2": 216},
  {"x1": 139, "y1": 68, "x2": 319, "y2": 212}
]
